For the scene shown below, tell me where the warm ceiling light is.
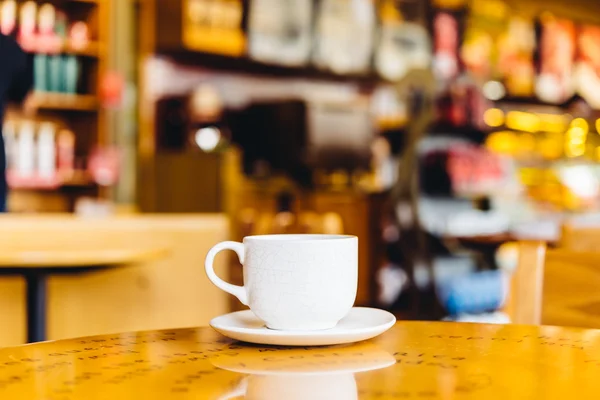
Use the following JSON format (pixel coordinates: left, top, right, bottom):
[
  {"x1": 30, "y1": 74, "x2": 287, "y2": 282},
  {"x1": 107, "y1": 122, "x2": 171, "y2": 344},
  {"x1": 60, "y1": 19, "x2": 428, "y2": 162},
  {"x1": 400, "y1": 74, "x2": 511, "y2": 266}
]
[
  {"x1": 566, "y1": 142, "x2": 585, "y2": 158},
  {"x1": 506, "y1": 111, "x2": 540, "y2": 133},
  {"x1": 483, "y1": 108, "x2": 505, "y2": 127},
  {"x1": 566, "y1": 127, "x2": 587, "y2": 149},
  {"x1": 482, "y1": 81, "x2": 506, "y2": 101},
  {"x1": 485, "y1": 130, "x2": 516, "y2": 154},
  {"x1": 570, "y1": 118, "x2": 589, "y2": 134},
  {"x1": 539, "y1": 113, "x2": 569, "y2": 133},
  {"x1": 194, "y1": 127, "x2": 221, "y2": 152}
]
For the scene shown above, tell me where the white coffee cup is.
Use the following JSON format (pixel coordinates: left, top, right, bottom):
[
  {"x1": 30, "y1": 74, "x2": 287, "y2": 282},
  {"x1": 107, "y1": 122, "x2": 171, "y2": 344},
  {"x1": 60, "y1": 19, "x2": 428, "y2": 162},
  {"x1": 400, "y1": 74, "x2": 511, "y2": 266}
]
[{"x1": 205, "y1": 234, "x2": 358, "y2": 331}]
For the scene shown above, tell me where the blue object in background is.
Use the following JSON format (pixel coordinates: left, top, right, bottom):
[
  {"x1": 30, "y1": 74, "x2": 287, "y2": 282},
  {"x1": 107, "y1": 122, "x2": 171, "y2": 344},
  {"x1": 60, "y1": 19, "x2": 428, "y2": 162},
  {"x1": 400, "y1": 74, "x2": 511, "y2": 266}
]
[{"x1": 437, "y1": 270, "x2": 509, "y2": 316}]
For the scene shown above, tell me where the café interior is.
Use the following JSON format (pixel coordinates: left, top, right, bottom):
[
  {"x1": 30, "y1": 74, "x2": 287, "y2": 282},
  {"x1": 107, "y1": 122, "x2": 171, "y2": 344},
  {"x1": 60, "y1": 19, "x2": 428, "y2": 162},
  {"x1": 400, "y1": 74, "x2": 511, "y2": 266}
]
[{"x1": 1, "y1": 0, "x2": 600, "y2": 398}]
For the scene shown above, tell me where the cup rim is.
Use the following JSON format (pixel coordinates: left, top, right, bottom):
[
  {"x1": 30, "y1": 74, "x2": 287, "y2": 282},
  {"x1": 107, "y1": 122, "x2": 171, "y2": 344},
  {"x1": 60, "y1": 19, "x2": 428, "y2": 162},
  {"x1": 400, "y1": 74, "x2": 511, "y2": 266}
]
[{"x1": 243, "y1": 234, "x2": 357, "y2": 242}]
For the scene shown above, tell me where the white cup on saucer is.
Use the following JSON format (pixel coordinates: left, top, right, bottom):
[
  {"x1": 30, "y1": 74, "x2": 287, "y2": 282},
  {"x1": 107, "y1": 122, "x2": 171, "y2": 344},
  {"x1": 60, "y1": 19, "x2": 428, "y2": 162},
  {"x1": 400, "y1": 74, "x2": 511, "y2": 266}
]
[{"x1": 205, "y1": 234, "x2": 358, "y2": 331}]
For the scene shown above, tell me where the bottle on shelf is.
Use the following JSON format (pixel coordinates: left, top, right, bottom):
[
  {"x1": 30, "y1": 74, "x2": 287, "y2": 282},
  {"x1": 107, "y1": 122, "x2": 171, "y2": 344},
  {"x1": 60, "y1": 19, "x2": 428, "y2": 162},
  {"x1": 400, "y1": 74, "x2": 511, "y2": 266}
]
[
  {"x1": 0, "y1": 0, "x2": 17, "y2": 36},
  {"x1": 18, "y1": 0, "x2": 36, "y2": 51},
  {"x1": 37, "y1": 3, "x2": 60, "y2": 53},
  {"x1": 4, "y1": 118, "x2": 81, "y2": 188},
  {"x1": 11, "y1": 0, "x2": 86, "y2": 98},
  {"x1": 2, "y1": 119, "x2": 17, "y2": 172},
  {"x1": 68, "y1": 21, "x2": 90, "y2": 50},
  {"x1": 36, "y1": 122, "x2": 56, "y2": 179},
  {"x1": 57, "y1": 128, "x2": 75, "y2": 179},
  {"x1": 63, "y1": 55, "x2": 79, "y2": 94},
  {"x1": 15, "y1": 120, "x2": 36, "y2": 179},
  {"x1": 33, "y1": 54, "x2": 49, "y2": 92},
  {"x1": 48, "y1": 55, "x2": 63, "y2": 93}
]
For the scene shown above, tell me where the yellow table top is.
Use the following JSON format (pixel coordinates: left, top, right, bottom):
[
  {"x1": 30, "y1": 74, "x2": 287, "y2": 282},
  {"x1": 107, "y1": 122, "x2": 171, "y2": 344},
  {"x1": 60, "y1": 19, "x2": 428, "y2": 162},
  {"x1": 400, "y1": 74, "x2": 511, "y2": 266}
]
[
  {"x1": 0, "y1": 321, "x2": 599, "y2": 399},
  {"x1": 0, "y1": 247, "x2": 169, "y2": 268}
]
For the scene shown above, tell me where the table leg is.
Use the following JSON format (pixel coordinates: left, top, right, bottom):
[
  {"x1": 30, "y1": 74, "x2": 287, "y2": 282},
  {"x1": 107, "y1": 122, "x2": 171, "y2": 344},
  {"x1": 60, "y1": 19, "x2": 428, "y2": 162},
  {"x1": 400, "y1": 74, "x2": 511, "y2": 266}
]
[{"x1": 25, "y1": 273, "x2": 47, "y2": 343}]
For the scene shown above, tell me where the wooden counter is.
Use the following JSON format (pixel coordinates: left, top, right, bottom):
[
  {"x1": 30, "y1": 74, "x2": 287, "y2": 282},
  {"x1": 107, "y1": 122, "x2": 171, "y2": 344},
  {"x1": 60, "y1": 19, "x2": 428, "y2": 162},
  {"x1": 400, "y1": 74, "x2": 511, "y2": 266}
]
[{"x1": 0, "y1": 214, "x2": 230, "y2": 346}]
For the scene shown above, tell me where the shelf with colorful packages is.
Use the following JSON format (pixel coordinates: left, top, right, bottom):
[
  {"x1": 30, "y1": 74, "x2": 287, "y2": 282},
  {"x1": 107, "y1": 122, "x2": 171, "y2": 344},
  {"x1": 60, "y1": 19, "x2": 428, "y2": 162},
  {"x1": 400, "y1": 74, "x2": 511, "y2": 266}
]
[
  {"x1": 312, "y1": 0, "x2": 376, "y2": 75},
  {"x1": 426, "y1": 0, "x2": 600, "y2": 214},
  {"x1": 1, "y1": 0, "x2": 113, "y2": 212},
  {"x1": 535, "y1": 14, "x2": 577, "y2": 105},
  {"x1": 375, "y1": 0, "x2": 431, "y2": 82},
  {"x1": 574, "y1": 25, "x2": 600, "y2": 109},
  {"x1": 484, "y1": 103, "x2": 600, "y2": 212},
  {"x1": 247, "y1": 0, "x2": 313, "y2": 67}
]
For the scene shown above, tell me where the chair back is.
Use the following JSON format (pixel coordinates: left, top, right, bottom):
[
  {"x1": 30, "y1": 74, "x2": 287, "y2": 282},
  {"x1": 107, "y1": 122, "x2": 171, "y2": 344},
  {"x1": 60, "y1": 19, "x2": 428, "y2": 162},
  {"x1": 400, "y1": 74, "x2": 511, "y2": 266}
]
[
  {"x1": 503, "y1": 241, "x2": 545, "y2": 325},
  {"x1": 542, "y1": 248, "x2": 600, "y2": 328},
  {"x1": 560, "y1": 222, "x2": 600, "y2": 251},
  {"x1": 506, "y1": 239, "x2": 600, "y2": 328}
]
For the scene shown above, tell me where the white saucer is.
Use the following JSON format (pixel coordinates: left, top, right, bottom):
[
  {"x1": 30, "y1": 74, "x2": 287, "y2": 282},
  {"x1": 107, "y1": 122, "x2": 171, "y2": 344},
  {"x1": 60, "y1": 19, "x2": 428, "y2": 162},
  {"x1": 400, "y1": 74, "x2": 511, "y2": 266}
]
[{"x1": 209, "y1": 307, "x2": 396, "y2": 346}]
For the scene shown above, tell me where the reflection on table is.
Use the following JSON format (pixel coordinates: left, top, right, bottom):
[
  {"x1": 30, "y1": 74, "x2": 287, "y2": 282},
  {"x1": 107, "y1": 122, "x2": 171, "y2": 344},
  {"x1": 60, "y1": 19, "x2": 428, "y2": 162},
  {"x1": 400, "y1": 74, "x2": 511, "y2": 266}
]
[{"x1": 0, "y1": 322, "x2": 599, "y2": 399}]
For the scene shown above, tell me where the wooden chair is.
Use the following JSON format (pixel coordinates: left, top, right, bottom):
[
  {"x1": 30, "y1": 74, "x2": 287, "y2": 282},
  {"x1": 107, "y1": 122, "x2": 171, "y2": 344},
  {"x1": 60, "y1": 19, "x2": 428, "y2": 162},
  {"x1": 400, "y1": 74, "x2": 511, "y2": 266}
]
[
  {"x1": 559, "y1": 222, "x2": 600, "y2": 251},
  {"x1": 503, "y1": 241, "x2": 546, "y2": 325},
  {"x1": 505, "y1": 241, "x2": 600, "y2": 328}
]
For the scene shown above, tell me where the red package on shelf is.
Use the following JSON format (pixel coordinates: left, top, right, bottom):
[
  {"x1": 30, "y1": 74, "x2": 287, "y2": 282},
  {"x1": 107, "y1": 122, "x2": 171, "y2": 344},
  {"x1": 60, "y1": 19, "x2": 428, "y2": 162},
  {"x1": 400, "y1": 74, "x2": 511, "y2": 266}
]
[
  {"x1": 535, "y1": 17, "x2": 576, "y2": 104},
  {"x1": 433, "y1": 12, "x2": 460, "y2": 83},
  {"x1": 575, "y1": 25, "x2": 600, "y2": 108}
]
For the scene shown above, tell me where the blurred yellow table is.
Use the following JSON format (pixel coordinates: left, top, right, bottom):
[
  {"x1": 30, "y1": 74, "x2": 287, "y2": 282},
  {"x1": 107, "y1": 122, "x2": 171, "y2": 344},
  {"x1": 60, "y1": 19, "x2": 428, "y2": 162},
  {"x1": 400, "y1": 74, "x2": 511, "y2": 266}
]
[
  {"x1": 0, "y1": 321, "x2": 599, "y2": 399},
  {"x1": 0, "y1": 247, "x2": 168, "y2": 343}
]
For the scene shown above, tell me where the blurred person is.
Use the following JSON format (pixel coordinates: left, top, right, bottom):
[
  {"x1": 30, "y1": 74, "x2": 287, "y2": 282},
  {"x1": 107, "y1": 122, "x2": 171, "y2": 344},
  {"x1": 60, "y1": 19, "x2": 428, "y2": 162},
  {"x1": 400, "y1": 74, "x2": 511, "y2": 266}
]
[{"x1": 0, "y1": 33, "x2": 33, "y2": 212}]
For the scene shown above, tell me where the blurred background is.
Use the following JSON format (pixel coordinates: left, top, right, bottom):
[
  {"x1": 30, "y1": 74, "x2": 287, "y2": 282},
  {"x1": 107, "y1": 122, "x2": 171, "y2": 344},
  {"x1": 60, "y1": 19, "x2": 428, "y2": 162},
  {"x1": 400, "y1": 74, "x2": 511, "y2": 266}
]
[{"x1": 1, "y1": 0, "x2": 600, "y2": 345}]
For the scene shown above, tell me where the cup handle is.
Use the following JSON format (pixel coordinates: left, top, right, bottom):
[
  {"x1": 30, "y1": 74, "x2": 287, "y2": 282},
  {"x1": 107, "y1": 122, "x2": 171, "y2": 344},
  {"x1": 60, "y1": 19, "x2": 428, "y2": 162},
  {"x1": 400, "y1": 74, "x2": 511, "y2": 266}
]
[{"x1": 205, "y1": 241, "x2": 248, "y2": 305}]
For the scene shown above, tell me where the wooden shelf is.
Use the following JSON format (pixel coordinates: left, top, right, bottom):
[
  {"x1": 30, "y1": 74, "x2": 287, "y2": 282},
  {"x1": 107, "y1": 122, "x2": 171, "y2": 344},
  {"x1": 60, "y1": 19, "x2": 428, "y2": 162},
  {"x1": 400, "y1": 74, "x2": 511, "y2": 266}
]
[
  {"x1": 64, "y1": 41, "x2": 102, "y2": 57},
  {"x1": 428, "y1": 123, "x2": 488, "y2": 144},
  {"x1": 7, "y1": 0, "x2": 109, "y2": 213},
  {"x1": 159, "y1": 50, "x2": 386, "y2": 86},
  {"x1": 8, "y1": 171, "x2": 95, "y2": 191},
  {"x1": 43, "y1": 0, "x2": 101, "y2": 8},
  {"x1": 63, "y1": 172, "x2": 95, "y2": 188},
  {"x1": 27, "y1": 41, "x2": 102, "y2": 58},
  {"x1": 32, "y1": 93, "x2": 99, "y2": 112},
  {"x1": 495, "y1": 95, "x2": 592, "y2": 111},
  {"x1": 65, "y1": 0, "x2": 101, "y2": 4}
]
